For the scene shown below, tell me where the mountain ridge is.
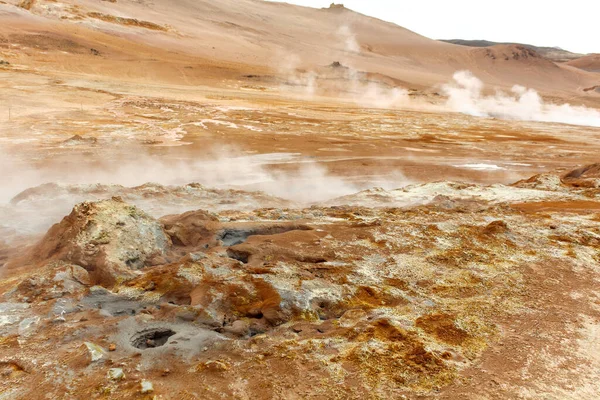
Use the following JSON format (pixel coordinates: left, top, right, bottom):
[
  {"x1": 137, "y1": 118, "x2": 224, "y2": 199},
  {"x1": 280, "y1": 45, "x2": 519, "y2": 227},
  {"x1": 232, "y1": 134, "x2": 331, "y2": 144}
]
[{"x1": 440, "y1": 39, "x2": 585, "y2": 62}]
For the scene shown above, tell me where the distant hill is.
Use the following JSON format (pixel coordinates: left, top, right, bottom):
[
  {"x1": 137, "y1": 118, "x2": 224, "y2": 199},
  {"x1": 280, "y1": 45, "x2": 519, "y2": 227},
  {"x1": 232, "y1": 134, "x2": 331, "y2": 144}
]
[
  {"x1": 0, "y1": 0, "x2": 597, "y2": 96},
  {"x1": 567, "y1": 54, "x2": 600, "y2": 73},
  {"x1": 440, "y1": 39, "x2": 584, "y2": 63}
]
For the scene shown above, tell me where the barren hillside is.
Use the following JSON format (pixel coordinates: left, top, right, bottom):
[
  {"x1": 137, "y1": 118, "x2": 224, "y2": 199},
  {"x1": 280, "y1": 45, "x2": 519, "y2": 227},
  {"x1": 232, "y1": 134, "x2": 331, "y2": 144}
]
[
  {"x1": 0, "y1": 0, "x2": 598, "y2": 99},
  {"x1": 440, "y1": 39, "x2": 585, "y2": 62},
  {"x1": 568, "y1": 53, "x2": 600, "y2": 72}
]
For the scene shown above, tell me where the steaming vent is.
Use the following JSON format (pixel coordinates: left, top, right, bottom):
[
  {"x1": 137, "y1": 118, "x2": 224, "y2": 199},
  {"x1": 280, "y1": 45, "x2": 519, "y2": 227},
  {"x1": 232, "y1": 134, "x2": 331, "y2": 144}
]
[{"x1": 131, "y1": 328, "x2": 176, "y2": 349}]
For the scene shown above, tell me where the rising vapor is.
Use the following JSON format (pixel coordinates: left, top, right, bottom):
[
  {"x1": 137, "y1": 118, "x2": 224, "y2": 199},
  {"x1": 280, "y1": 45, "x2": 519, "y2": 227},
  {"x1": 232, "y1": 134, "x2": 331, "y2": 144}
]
[{"x1": 443, "y1": 71, "x2": 600, "y2": 127}]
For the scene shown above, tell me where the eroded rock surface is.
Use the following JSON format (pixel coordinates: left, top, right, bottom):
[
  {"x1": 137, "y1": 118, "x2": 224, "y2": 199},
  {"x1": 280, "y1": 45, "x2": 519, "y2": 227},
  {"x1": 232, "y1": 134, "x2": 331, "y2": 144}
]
[
  {"x1": 30, "y1": 197, "x2": 172, "y2": 286},
  {"x1": 1, "y1": 165, "x2": 600, "y2": 399}
]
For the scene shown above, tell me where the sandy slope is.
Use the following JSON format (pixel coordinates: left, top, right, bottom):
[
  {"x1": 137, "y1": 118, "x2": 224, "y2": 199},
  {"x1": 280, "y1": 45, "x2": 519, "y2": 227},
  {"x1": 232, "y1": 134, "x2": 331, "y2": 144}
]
[
  {"x1": 568, "y1": 54, "x2": 600, "y2": 72},
  {"x1": 0, "y1": 0, "x2": 598, "y2": 102}
]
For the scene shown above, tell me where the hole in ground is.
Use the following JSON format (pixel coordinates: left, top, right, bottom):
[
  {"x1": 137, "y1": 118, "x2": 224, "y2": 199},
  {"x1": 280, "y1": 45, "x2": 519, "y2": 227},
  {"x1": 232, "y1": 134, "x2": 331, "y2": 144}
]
[
  {"x1": 217, "y1": 225, "x2": 312, "y2": 247},
  {"x1": 218, "y1": 229, "x2": 254, "y2": 246},
  {"x1": 226, "y1": 248, "x2": 251, "y2": 264},
  {"x1": 131, "y1": 328, "x2": 176, "y2": 349}
]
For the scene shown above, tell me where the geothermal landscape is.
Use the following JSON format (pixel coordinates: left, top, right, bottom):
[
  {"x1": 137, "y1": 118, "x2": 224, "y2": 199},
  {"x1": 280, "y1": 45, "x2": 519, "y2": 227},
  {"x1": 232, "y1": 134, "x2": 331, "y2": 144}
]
[{"x1": 1, "y1": 1, "x2": 600, "y2": 399}]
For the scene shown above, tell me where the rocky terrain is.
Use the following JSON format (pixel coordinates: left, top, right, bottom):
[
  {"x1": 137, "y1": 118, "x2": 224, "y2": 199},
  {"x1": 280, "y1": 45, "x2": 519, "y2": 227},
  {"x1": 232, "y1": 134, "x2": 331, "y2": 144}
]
[
  {"x1": 0, "y1": 0, "x2": 599, "y2": 398},
  {"x1": 1, "y1": 165, "x2": 600, "y2": 399}
]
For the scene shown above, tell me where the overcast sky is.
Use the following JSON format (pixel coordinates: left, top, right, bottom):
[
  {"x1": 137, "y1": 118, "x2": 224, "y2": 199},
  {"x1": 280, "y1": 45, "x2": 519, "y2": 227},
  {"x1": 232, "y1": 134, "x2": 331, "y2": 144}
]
[{"x1": 268, "y1": 0, "x2": 599, "y2": 54}]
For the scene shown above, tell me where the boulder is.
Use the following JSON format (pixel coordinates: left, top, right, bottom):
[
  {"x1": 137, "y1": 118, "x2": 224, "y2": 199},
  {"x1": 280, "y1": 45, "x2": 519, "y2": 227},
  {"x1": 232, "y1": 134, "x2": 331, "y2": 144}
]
[
  {"x1": 33, "y1": 198, "x2": 171, "y2": 286},
  {"x1": 160, "y1": 210, "x2": 220, "y2": 248},
  {"x1": 562, "y1": 163, "x2": 600, "y2": 188},
  {"x1": 107, "y1": 368, "x2": 125, "y2": 380}
]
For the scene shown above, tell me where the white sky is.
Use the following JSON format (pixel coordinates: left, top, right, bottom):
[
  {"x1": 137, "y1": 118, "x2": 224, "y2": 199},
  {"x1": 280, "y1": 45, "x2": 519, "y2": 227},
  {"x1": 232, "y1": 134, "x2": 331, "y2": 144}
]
[{"x1": 268, "y1": 0, "x2": 599, "y2": 54}]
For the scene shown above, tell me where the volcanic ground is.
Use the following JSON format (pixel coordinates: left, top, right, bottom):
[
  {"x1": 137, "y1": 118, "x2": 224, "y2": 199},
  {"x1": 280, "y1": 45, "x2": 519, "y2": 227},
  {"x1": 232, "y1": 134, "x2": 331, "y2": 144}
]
[{"x1": 1, "y1": 1, "x2": 600, "y2": 399}]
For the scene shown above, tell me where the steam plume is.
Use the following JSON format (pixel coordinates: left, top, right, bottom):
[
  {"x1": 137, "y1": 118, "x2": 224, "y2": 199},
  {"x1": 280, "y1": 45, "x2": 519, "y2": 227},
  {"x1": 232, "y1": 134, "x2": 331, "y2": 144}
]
[{"x1": 443, "y1": 71, "x2": 600, "y2": 127}]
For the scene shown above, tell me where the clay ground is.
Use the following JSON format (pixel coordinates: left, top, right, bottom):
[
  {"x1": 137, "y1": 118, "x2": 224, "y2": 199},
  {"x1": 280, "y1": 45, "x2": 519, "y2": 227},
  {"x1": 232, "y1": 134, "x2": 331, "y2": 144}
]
[{"x1": 1, "y1": 66, "x2": 599, "y2": 190}]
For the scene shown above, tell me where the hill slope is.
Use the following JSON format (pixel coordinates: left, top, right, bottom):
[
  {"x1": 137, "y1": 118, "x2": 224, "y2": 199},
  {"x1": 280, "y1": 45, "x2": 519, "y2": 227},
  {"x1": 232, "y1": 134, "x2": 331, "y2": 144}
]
[
  {"x1": 440, "y1": 39, "x2": 584, "y2": 62},
  {"x1": 567, "y1": 54, "x2": 600, "y2": 72},
  {"x1": 0, "y1": 0, "x2": 597, "y2": 100}
]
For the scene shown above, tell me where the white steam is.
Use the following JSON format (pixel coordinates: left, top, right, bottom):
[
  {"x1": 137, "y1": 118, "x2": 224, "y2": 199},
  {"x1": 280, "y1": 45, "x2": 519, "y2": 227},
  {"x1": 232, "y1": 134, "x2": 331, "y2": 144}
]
[
  {"x1": 276, "y1": 53, "x2": 317, "y2": 97},
  {"x1": 0, "y1": 144, "x2": 409, "y2": 237},
  {"x1": 353, "y1": 79, "x2": 409, "y2": 109},
  {"x1": 337, "y1": 25, "x2": 360, "y2": 53},
  {"x1": 0, "y1": 146, "x2": 362, "y2": 204},
  {"x1": 277, "y1": 26, "x2": 409, "y2": 108},
  {"x1": 443, "y1": 71, "x2": 600, "y2": 127},
  {"x1": 278, "y1": 29, "x2": 600, "y2": 127}
]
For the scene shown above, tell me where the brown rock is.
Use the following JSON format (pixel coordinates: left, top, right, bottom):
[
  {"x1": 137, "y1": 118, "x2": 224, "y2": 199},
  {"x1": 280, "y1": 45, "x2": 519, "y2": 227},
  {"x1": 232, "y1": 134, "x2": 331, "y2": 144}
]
[
  {"x1": 482, "y1": 220, "x2": 509, "y2": 235},
  {"x1": 30, "y1": 198, "x2": 172, "y2": 287}
]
